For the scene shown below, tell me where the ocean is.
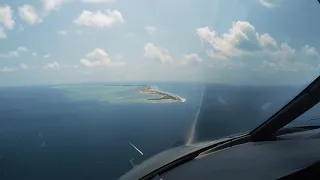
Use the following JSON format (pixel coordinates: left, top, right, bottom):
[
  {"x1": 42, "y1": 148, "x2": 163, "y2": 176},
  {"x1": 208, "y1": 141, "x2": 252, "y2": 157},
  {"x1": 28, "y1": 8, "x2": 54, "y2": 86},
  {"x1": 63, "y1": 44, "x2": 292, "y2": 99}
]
[{"x1": 0, "y1": 82, "x2": 316, "y2": 180}]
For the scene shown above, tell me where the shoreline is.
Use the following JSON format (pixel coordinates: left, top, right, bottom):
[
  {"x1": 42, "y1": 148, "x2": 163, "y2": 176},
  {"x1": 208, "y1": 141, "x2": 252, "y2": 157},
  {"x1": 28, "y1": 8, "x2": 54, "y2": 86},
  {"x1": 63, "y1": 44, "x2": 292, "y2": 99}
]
[{"x1": 140, "y1": 86, "x2": 186, "y2": 102}]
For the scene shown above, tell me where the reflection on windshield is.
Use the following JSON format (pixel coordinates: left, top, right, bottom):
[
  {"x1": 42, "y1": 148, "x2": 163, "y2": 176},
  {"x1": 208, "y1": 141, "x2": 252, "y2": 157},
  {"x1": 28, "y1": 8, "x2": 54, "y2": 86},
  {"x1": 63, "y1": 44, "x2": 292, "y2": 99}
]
[
  {"x1": 286, "y1": 103, "x2": 320, "y2": 127},
  {"x1": 0, "y1": 0, "x2": 319, "y2": 179},
  {"x1": 191, "y1": 84, "x2": 307, "y2": 142}
]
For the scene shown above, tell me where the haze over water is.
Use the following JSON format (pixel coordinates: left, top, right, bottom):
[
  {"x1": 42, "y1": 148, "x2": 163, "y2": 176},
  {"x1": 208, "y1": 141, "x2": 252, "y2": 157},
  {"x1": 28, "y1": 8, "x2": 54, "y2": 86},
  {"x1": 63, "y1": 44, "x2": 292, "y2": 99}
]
[
  {"x1": 0, "y1": 82, "x2": 202, "y2": 180},
  {"x1": 0, "y1": 82, "x2": 312, "y2": 179}
]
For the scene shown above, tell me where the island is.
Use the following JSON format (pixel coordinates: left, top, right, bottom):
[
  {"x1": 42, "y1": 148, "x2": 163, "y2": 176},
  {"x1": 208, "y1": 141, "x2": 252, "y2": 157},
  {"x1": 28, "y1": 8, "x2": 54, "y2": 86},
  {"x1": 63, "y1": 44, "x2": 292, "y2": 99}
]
[{"x1": 140, "y1": 85, "x2": 186, "y2": 102}]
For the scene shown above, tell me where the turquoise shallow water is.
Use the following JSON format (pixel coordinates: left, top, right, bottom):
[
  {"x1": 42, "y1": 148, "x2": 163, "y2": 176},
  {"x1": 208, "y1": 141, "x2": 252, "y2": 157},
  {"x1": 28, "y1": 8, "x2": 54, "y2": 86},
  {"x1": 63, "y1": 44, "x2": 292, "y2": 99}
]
[
  {"x1": 0, "y1": 83, "x2": 202, "y2": 180},
  {"x1": 54, "y1": 85, "x2": 185, "y2": 103},
  {"x1": 1, "y1": 82, "x2": 316, "y2": 180}
]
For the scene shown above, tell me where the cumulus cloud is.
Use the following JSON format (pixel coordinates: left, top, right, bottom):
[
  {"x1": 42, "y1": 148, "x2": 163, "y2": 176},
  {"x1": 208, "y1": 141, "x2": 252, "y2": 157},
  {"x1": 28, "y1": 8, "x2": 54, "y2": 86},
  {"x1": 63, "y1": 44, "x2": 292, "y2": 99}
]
[
  {"x1": 20, "y1": 63, "x2": 30, "y2": 70},
  {"x1": 144, "y1": 26, "x2": 156, "y2": 35},
  {"x1": 259, "y1": 0, "x2": 279, "y2": 8},
  {"x1": 74, "y1": 9, "x2": 124, "y2": 27},
  {"x1": 1, "y1": 66, "x2": 16, "y2": 72},
  {"x1": 0, "y1": 47, "x2": 28, "y2": 58},
  {"x1": 0, "y1": 27, "x2": 6, "y2": 38},
  {"x1": 80, "y1": 59, "x2": 101, "y2": 67},
  {"x1": 32, "y1": 52, "x2": 37, "y2": 57},
  {"x1": 19, "y1": 5, "x2": 41, "y2": 25},
  {"x1": 262, "y1": 44, "x2": 319, "y2": 71},
  {"x1": 302, "y1": 45, "x2": 319, "y2": 59},
  {"x1": 258, "y1": 33, "x2": 277, "y2": 49},
  {"x1": 144, "y1": 43, "x2": 173, "y2": 63},
  {"x1": 206, "y1": 50, "x2": 228, "y2": 61},
  {"x1": 7, "y1": 51, "x2": 19, "y2": 57},
  {"x1": 44, "y1": 61, "x2": 60, "y2": 69},
  {"x1": 57, "y1": 30, "x2": 67, "y2": 35},
  {"x1": 82, "y1": 0, "x2": 115, "y2": 3},
  {"x1": 197, "y1": 21, "x2": 320, "y2": 71},
  {"x1": 80, "y1": 48, "x2": 126, "y2": 67},
  {"x1": 42, "y1": 0, "x2": 67, "y2": 13},
  {"x1": 86, "y1": 48, "x2": 108, "y2": 59},
  {"x1": 17, "y1": 46, "x2": 28, "y2": 52},
  {"x1": 80, "y1": 59, "x2": 125, "y2": 67},
  {"x1": 181, "y1": 54, "x2": 203, "y2": 65},
  {"x1": 0, "y1": 5, "x2": 15, "y2": 29},
  {"x1": 197, "y1": 21, "x2": 272, "y2": 57},
  {"x1": 43, "y1": 54, "x2": 50, "y2": 58}
]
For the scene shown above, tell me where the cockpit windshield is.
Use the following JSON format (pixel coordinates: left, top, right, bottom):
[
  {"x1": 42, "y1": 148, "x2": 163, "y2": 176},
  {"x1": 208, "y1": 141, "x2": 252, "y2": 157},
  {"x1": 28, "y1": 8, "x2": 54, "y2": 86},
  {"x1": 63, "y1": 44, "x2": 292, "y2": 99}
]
[{"x1": 0, "y1": 0, "x2": 319, "y2": 179}]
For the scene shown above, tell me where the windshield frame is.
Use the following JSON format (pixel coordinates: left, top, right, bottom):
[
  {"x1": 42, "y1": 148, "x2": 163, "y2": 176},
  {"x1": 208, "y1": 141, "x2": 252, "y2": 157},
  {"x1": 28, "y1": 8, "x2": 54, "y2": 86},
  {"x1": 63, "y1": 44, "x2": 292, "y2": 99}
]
[{"x1": 249, "y1": 75, "x2": 320, "y2": 141}]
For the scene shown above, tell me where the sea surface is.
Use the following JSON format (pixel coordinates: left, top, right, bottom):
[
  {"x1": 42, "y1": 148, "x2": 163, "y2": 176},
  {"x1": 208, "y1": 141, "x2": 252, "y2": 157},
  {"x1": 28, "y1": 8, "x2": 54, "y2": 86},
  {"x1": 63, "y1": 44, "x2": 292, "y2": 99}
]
[{"x1": 0, "y1": 82, "x2": 318, "y2": 180}]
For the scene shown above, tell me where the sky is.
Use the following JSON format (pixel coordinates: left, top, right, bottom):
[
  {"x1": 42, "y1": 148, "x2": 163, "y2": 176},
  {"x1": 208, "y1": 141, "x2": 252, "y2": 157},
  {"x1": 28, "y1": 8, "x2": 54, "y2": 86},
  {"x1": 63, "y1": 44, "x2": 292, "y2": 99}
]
[{"x1": 0, "y1": 0, "x2": 319, "y2": 86}]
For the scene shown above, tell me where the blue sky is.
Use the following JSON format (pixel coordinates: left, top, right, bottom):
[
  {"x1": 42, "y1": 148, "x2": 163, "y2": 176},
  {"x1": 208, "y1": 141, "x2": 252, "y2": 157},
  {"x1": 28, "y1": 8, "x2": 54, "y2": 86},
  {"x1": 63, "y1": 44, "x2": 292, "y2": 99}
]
[{"x1": 0, "y1": 0, "x2": 319, "y2": 86}]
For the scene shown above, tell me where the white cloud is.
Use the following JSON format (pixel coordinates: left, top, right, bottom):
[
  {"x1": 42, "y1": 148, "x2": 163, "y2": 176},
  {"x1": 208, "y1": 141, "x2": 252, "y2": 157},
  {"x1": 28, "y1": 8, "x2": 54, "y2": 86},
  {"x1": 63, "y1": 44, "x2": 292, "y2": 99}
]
[
  {"x1": 197, "y1": 21, "x2": 319, "y2": 72},
  {"x1": 206, "y1": 50, "x2": 228, "y2": 61},
  {"x1": 82, "y1": 0, "x2": 115, "y2": 3},
  {"x1": 259, "y1": 0, "x2": 279, "y2": 8},
  {"x1": 271, "y1": 43, "x2": 295, "y2": 60},
  {"x1": 144, "y1": 26, "x2": 156, "y2": 35},
  {"x1": 261, "y1": 44, "x2": 319, "y2": 71},
  {"x1": 181, "y1": 54, "x2": 203, "y2": 65},
  {"x1": 80, "y1": 59, "x2": 125, "y2": 67},
  {"x1": 258, "y1": 33, "x2": 277, "y2": 48},
  {"x1": 80, "y1": 48, "x2": 125, "y2": 67},
  {"x1": 20, "y1": 63, "x2": 30, "y2": 70},
  {"x1": 0, "y1": 51, "x2": 18, "y2": 58},
  {"x1": 197, "y1": 27, "x2": 216, "y2": 44},
  {"x1": 0, "y1": 5, "x2": 15, "y2": 29},
  {"x1": 197, "y1": 21, "x2": 283, "y2": 59},
  {"x1": 303, "y1": 45, "x2": 319, "y2": 58},
  {"x1": 1, "y1": 66, "x2": 16, "y2": 72},
  {"x1": 32, "y1": 52, "x2": 37, "y2": 57},
  {"x1": 74, "y1": 9, "x2": 124, "y2": 27},
  {"x1": 197, "y1": 21, "x2": 263, "y2": 57},
  {"x1": 144, "y1": 43, "x2": 173, "y2": 63},
  {"x1": 44, "y1": 61, "x2": 60, "y2": 69},
  {"x1": 0, "y1": 27, "x2": 6, "y2": 38},
  {"x1": 42, "y1": 0, "x2": 66, "y2": 13},
  {"x1": 0, "y1": 47, "x2": 29, "y2": 58},
  {"x1": 57, "y1": 30, "x2": 67, "y2": 35},
  {"x1": 8, "y1": 51, "x2": 19, "y2": 57},
  {"x1": 19, "y1": 5, "x2": 41, "y2": 25},
  {"x1": 80, "y1": 59, "x2": 101, "y2": 67},
  {"x1": 43, "y1": 54, "x2": 50, "y2": 58},
  {"x1": 80, "y1": 59, "x2": 126, "y2": 67},
  {"x1": 86, "y1": 48, "x2": 108, "y2": 59},
  {"x1": 17, "y1": 46, "x2": 28, "y2": 52}
]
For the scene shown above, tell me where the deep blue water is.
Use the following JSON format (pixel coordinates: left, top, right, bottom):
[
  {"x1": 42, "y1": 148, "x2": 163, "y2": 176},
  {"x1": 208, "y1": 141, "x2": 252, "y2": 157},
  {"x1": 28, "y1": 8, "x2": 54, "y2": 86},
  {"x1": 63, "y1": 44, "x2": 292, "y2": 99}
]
[
  {"x1": 0, "y1": 83, "x2": 203, "y2": 180},
  {"x1": 0, "y1": 82, "x2": 318, "y2": 180}
]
